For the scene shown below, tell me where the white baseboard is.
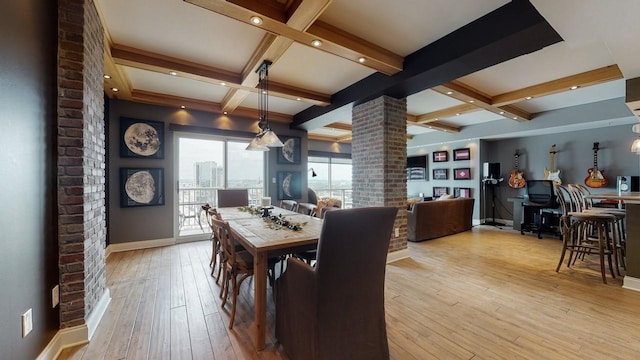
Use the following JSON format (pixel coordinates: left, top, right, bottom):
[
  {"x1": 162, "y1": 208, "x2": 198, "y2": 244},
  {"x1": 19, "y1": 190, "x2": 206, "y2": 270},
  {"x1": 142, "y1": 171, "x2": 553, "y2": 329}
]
[
  {"x1": 623, "y1": 276, "x2": 640, "y2": 292},
  {"x1": 36, "y1": 324, "x2": 88, "y2": 360},
  {"x1": 387, "y1": 248, "x2": 410, "y2": 263},
  {"x1": 87, "y1": 289, "x2": 111, "y2": 340},
  {"x1": 106, "y1": 237, "x2": 175, "y2": 258},
  {"x1": 37, "y1": 289, "x2": 112, "y2": 360}
]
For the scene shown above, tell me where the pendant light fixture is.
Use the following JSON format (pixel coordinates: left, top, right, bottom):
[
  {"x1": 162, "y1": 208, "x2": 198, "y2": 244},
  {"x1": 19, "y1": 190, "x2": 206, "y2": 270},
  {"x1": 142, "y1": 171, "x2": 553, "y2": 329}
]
[{"x1": 246, "y1": 60, "x2": 284, "y2": 151}]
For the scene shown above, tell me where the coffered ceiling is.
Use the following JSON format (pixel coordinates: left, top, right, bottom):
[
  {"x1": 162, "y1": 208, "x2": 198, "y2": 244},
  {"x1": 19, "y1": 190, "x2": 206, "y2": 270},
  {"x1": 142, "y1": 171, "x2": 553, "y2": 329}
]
[{"x1": 97, "y1": 0, "x2": 640, "y2": 144}]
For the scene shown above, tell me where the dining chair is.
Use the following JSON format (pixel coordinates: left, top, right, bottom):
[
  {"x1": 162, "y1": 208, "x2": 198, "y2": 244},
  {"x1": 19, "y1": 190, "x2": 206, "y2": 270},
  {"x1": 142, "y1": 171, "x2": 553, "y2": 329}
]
[
  {"x1": 279, "y1": 199, "x2": 298, "y2": 212},
  {"x1": 276, "y1": 206, "x2": 398, "y2": 360},
  {"x1": 217, "y1": 189, "x2": 249, "y2": 207},
  {"x1": 297, "y1": 202, "x2": 317, "y2": 217}
]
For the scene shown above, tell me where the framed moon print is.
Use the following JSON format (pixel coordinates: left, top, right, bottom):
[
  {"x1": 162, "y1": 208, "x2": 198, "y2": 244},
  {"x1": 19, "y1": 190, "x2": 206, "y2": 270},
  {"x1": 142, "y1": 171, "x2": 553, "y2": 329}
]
[
  {"x1": 277, "y1": 136, "x2": 301, "y2": 164},
  {"x1": 277, "y1": 171, "x2": 302, "y2": 200},
  {"x1": 120, "y1": 117, "x2": 165, "y2": 159},
  {"x1": 120, "y1": 167, "x2": 165, "y2": 207}
]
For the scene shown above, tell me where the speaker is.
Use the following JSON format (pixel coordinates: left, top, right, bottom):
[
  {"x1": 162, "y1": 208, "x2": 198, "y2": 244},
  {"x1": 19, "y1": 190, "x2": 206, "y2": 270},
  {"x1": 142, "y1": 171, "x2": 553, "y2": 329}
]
[
  {"x1": 483, "y1": 162, "x2": 501, "y2": 179},
  {"x1": 617, "y1": 176, "x2": 640, "y2": 193}
]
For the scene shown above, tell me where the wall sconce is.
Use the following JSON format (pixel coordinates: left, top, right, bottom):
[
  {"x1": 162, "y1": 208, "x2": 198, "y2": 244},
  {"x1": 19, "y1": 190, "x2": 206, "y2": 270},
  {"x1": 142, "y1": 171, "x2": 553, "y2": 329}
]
[{"x1": 309, "y1": 168, "x2": 317, "y2": 177}]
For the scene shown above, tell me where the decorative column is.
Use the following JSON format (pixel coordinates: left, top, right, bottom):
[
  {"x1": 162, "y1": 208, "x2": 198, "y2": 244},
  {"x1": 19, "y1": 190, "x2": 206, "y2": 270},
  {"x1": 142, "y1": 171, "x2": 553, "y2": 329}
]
[
  {"x1": 352, "y1": 95, "x2": 408, "y2": 253},
  {"x1": 57, "y1": 0, "x2": 107, "y2": 328}
]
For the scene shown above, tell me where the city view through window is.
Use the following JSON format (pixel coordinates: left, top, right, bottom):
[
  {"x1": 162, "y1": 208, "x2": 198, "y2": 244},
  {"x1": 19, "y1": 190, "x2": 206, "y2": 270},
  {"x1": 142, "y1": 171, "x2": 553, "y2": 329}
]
[
  {"x1": 308, "y1": 156, "x2": 353, "y2": 208},
  {"x1": 178, "y1": 137, "x2": 264, "y2": 236}
]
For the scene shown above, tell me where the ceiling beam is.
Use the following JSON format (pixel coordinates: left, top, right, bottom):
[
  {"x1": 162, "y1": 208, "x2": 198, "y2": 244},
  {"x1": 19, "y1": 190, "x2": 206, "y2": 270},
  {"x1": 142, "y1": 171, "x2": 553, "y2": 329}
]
[
  {"x1": 110, "y1": 43, "x2": 331, "y2": 106},
  {"x1": 293, "y1": 0, "x2": 562, "y2": 128},
  {"x1": 433, "y1": 81, "x2": 531, "y2": 122},
  {"x1": 492, "y1": 64, "x2": 623, "y2": 107},
  {"x1": 324, "y1": 122, "x2": 352, "y2": 131},
  {"x1": 130, "y1": 89, "x2": 293, "y2": 123},
  {"x1": 221, "y1": 0, "x2": 332, "y2": 112},
  {"x1": 184, "y1": 0, "x2": 403, "y2": 75},
  {"x1": 414, "y1": 104, "x2": 479, "y2": 124},
  {"x1": 407, "y1": 117, "x2": 461, "y2": 133}
]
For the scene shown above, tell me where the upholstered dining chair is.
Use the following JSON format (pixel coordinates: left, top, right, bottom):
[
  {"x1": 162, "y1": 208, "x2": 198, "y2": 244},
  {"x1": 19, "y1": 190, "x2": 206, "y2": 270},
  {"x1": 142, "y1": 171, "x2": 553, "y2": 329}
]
[
  {"x1": 276, "y1": 206, "x2": 398, "y2": 360},
  {"x1": 279, "y1": 199, "x2": 298, "y2": 212},
  {"x1": 217, "y1": 189, "x2": 249, "y2": 207}
]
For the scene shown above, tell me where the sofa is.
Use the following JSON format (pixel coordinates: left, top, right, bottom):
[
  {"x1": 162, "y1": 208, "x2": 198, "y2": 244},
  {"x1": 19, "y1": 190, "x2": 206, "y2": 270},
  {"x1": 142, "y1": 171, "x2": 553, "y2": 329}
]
[{"x1": 407, "y1": 197, "x2": 475, "y2": 242}]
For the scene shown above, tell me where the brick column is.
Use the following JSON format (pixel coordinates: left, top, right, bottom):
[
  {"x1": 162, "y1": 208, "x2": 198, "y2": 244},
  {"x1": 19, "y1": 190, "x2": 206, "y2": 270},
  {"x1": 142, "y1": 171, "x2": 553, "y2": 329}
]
[
  {"x1": 57, "y1": 0, "x2": 106, "y2": 328},
  {"x1": 352, "y1": 96, "x2": 407, "y2": 253}
]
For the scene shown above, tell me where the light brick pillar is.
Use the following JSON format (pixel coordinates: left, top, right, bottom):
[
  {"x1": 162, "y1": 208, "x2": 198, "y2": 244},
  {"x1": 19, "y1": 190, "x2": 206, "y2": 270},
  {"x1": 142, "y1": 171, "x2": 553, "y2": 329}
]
[
  {"x1": 57, "y1": 0, "x2": 106, "y2": 328},
  {"x1": 352, "y1": 96, "x2": 408, "y2": 253}
]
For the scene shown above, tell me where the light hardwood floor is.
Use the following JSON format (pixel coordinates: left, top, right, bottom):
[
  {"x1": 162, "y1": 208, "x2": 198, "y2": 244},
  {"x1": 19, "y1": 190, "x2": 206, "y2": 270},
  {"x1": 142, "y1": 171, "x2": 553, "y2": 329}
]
[{"x1": 58, "y1": 226, "x2": 640, "y2": 360}]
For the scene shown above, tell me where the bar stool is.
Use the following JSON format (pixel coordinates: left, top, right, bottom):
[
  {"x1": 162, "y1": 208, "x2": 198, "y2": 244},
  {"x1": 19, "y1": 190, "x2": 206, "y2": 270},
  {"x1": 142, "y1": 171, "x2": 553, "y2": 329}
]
[{"x1": 556, "y1": 211, "x2": 617, "y2": 283}]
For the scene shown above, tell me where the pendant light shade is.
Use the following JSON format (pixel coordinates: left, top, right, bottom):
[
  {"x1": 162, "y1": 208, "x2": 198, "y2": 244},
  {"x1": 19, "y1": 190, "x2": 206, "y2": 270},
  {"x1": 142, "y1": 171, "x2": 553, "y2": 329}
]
[
  {"x1": 246, "y1": 60, "x2": 283, "y2": 150},
  {"x1": 632, "y1": 137, "x2": 640, "y2": 153}
]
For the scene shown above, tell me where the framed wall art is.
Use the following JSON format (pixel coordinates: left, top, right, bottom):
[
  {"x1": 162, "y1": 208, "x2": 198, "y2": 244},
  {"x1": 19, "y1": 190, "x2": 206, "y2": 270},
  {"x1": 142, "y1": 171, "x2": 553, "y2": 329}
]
[
  {"x1": 277, "y1": 136, "x2": 301, "y2": 164},
  {"x1": 120, "y1": 117, "x2": 164, "y2": 159},
  {"x1": 433, "y1": 150, "x2": 448, "y2": 163},
  {"x1": 120, "y1": 167, "x2": 165, "y2": 207},
  {"x1": 432, "y1": 168, "x2": 448, "y2": 180},
  {"x1": 454, "y1": 167, "x2": 471, "y2": 180},
  {"x1": 454, "y1": 187, "x2": 472, "y2": 198},
  {"x1": 277, "y1": 171, "x2": 302, "y2": 200},
  {"x1": 453, "y1": 148, "x2": 471, "y2": 161},
  {"x1": 433, "y1": 187, "x2": 449, "y2": 197}
]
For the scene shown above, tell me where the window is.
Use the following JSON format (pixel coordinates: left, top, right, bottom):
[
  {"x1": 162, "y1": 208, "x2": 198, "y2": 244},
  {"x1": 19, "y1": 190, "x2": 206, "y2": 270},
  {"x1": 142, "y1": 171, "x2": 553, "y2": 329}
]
[
  {"x1": 177, "y1": 135, "x2": 264, "y2": 237},
  {"x1": 308, "y1": 156, "x2": 352, "y2": 208}
]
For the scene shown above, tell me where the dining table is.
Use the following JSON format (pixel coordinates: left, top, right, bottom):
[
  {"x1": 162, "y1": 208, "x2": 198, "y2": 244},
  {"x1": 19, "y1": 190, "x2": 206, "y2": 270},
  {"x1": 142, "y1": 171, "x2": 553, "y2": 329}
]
[
  {"x1": 217, "y1": 206, "x2": 323, "y2": 351},
  {"x1": 586, "y1": 192, "x2": 640, "y2": 291}
]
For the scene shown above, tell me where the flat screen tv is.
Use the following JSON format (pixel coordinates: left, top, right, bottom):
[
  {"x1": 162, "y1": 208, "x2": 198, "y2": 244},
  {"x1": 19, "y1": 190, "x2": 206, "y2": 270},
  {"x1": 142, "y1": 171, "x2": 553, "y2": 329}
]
[{"x1": 407, "y1": 155, "x2": 428, "y2": 180}]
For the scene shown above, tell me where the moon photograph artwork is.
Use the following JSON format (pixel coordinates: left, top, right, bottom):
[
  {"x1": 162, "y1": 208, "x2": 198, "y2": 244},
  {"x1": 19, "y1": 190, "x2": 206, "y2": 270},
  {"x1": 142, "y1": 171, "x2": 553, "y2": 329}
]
[
  {"x1": 120, "y1": 168, "x2": 165, "y2": 207},
  {"x1": 277, "y1": 136, "x2": 301, "y2": 164},
  {"x1": 120, "y1": 117, "x2": 165, "y2": 159},
  {"x1": 277, "y1": 171, "x2": 301, "y2": 200}
]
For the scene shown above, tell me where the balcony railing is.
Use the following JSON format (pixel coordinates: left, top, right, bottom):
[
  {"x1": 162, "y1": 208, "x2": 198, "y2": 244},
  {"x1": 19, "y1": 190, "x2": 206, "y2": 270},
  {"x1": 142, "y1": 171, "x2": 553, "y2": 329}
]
[{"x1": 178, "y1": 187, "x2": 263, "y2": 235}]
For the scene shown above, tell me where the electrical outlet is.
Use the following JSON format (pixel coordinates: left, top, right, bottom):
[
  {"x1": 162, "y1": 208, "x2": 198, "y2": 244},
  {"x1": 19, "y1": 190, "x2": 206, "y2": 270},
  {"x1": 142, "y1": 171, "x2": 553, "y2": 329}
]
[
  {"x1": 395, "y1": 227, "x2": 400, "y2": 237},
  {"x1": 22, "y1": 309, "x2": 33, "y2": 337},
  {"x1": 52, "y1": 285, "x2": 60, "y2": 308},
  {"x1": 272, "y1": 177, "x2": 276, "y2": 184}
]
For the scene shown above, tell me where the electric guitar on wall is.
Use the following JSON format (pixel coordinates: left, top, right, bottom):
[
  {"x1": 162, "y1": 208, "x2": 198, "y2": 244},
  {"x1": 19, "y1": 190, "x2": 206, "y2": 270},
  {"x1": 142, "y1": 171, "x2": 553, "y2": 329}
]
[
  {"x1": 544, "y1": 144, "x2": 562, "y2": 185},
  {"x1": 585, "y1": 142, "x2": 608, "y2": 188},
  {"x1": 508, "y1": 150, "x2": 526, "y2": 188}
]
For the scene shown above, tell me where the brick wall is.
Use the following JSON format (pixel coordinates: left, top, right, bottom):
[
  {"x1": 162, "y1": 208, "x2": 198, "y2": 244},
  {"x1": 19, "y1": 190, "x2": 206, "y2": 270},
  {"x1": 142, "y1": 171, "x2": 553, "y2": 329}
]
[
  {"x1": 352, "y1": 96, "x2": 408, "y2": 252},
  {"x1": 57, "y1": 0, "x2": 106, "y2": 328}
]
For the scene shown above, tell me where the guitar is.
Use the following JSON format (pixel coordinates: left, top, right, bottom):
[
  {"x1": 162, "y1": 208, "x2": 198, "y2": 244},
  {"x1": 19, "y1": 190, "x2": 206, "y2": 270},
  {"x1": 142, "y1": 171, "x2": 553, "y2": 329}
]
[
  {"x1": 544, "y1": 144, "x2": 562, "y2": 185},
  {"x1": 508, "y1": 150, "x2": 526, "y2": 188},
  {"x1": 585, "y1": 142, "x2": 608, "y2": 188}
]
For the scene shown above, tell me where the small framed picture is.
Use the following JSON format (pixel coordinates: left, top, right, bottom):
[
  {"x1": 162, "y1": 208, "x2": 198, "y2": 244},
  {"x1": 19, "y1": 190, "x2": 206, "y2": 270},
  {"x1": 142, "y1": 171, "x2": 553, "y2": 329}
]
[
  {"x1": 433, "y1": 150, "x2": 448, "y2": 163},
  {"x1": 454, "y1": 168, "x2": 471, "y2": 180},
  {"x1": 432, "y1": 168, "x2": 448, "y2": 180},
  {"x1": 120, "y1": 167, "x2": 165, "y2": 207},
  {"x1": 277, "y1": 136, "x2": 301, "y2": 164},
  {"x1": 433, "y1": 187, "x2": 449, "y2": 197},
  {"x1": 454, "y1": 187, "x2": 472, "y2": 198},
  {"x1": 453, "y1": 148, "x2": 471, "y2": 161},
  {"x1": 120, "y1": 117, "x2": 164, "y2": 159}
]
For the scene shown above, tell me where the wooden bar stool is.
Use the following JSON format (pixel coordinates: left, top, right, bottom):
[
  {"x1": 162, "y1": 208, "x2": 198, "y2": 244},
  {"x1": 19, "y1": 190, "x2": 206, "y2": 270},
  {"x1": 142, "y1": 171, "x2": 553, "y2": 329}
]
[{"x1": 556, "y1": 211, "x2": 617, "y2": 283}]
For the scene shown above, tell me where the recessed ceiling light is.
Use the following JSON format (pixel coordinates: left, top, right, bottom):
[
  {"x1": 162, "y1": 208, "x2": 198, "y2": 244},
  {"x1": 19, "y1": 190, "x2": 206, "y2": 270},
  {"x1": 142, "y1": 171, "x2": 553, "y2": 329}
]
[
  {"x1": 311, "y1": 39, "x2": 322, "y2": 47},
  {"x1": 220, "y1": 82, "x2": 226, "y2": 86},
  {"x1": 250, "y1": 16, "x2": 263, "y2": 25},
  {"x1": 296, "y1": 97, "x2": 301, "y2": 101},
  {"x1": 169, "y1": 71, "x2": 177, "y2": 76},
  {"x1": 446, "y1": 91, "x2": 453, "y2": 95},
  {"x1": 570, "y1": 85, "x2": 579, "y2": 90},
  {"x1": 180, "y1": 105, "x2": 186, "y2": 109},
  {"x1": 513, "y1": 116, "x2": 518, "y2": 120},
  {"x1": 103, "y1": 74, "x2": 111, "y2": 79},
  {"x1": 223, "y1": 111, "x2": 228, "y2": 115},
  {"x1": 469, "y1": 100, "x2": 475, "y2": 103},
  {"x1": 435, "y1": 118, "x2": 439, "y2": 121},
  {"x1": 455, "y1": 113, "x2": 461, "y2": 116},
  {"x1": 262, "y1": 90, "x2": 267, "y2": 94},
  {"x1": 525, "y1": 96, "x2": 532, "y2": 100},
  {"x1": 357, "y1": 57, "x2": 366, "y2": 63},
  {"x1": 499, "y1": 111, "x2": 505, "y2": 115},
  {"x1": 111, "y1": 87, "x2": 119, "y2": 92}
]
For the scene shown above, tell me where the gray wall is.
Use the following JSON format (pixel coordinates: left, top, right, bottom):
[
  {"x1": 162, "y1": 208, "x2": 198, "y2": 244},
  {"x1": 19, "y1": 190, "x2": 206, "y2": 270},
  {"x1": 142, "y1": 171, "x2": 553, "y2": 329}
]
[
  {"x1": 108, "y1": 100, "x2": 308, "y2": 243},
  {"x1": 0, "y1": 1, "x2": 59, "y2": 358},
  {"x1": 483, "y1": 124, "x2": 639, "y2": 222}
]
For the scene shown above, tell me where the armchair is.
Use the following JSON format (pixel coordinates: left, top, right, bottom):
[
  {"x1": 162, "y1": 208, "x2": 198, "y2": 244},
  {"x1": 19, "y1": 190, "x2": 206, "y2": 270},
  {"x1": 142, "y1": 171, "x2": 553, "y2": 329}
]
[{"x1": 275, "y1": 207, "x2": 398, "y2": 360}]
